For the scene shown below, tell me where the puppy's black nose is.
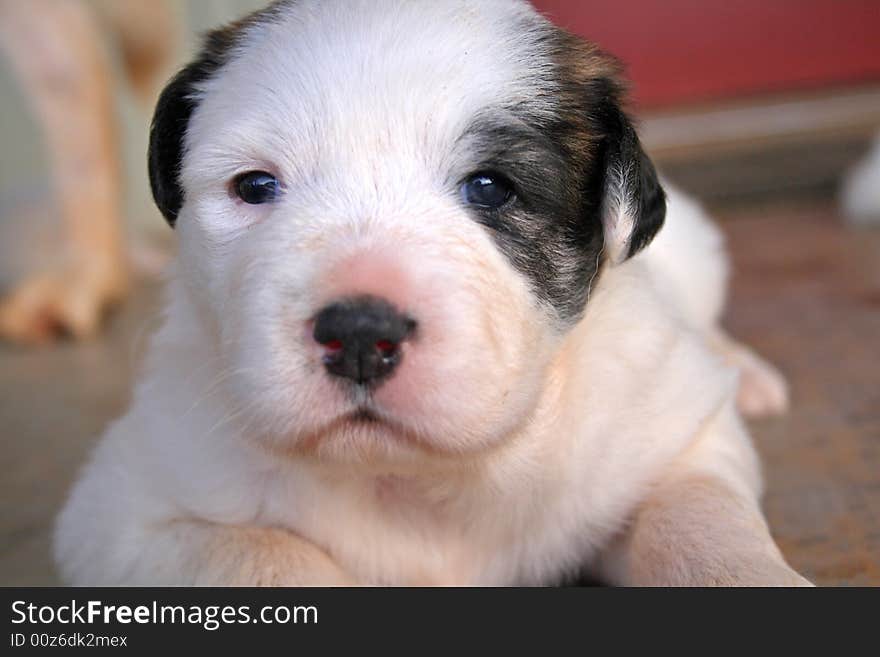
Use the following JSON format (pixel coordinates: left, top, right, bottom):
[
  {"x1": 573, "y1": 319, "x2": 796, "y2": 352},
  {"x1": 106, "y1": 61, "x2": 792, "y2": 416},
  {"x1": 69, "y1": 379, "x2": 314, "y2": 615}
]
[{"x1": 313, "y1": 296, "x2": 416, "y2": 385}]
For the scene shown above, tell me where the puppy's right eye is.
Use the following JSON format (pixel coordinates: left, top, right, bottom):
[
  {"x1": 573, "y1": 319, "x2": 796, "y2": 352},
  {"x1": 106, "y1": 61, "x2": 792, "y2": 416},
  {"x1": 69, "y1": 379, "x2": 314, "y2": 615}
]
[{"x1": 233, "y1": 171, "x2": 280, "y2": 204}]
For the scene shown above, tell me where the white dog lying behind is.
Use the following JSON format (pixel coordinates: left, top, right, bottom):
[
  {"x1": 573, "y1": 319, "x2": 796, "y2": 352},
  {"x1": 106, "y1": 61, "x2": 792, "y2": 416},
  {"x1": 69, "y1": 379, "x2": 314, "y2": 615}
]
[{"x1": 55, "y1": 0, "x2": 808, "y2": 586}]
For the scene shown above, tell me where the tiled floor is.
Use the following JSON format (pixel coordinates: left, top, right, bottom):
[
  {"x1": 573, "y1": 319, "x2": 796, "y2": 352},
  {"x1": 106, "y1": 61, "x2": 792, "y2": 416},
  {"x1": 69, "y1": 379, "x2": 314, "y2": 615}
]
[
  {"x1": 721, "y1": 200, "x2": 880, "y2": 585},
  {"x1": 1, "y1": 197, "x2": 878, "y2": 586}
]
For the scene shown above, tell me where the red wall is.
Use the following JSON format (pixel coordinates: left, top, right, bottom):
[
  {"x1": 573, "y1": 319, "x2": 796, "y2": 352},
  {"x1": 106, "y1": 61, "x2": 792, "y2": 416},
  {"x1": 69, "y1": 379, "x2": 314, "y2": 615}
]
[{"x1": 533, "y1": 0, "x2": 880, "y2": 109}]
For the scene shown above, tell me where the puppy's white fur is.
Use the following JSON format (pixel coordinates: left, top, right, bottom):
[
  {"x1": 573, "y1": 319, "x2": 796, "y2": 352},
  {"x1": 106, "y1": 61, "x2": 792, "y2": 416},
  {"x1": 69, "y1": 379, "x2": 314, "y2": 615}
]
[{"x1": 55, "y1": 0, "x2": 807, "y2": 586}]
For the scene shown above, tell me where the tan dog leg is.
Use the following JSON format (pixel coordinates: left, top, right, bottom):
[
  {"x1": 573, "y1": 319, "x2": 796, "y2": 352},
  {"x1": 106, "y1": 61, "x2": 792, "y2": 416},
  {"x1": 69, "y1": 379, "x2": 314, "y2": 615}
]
[
  {"x1": 596, "y1": 401, "x2": 809, "y2": 587},
  {"x1": 0, "y1": 0, "x2": 127, "y2": 344},
  {"x1": 161, "y1": 522, "x2": 355, "y2": 587},
  {"x1": 93, "y1": 0, "x2": 178, "y2": 104},
  {"x1": 598, "y1": 475, "x2": 811, "y2": 586},
  {"x1": 64, "y1": 520, "x2": 355, "y2": 586}
]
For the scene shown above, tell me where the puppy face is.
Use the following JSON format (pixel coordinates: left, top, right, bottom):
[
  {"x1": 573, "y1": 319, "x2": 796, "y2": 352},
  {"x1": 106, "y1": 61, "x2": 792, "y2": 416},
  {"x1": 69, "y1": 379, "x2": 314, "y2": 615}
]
[{"x1": 148, "y1": 0, "x2": 665, "y2": 464}]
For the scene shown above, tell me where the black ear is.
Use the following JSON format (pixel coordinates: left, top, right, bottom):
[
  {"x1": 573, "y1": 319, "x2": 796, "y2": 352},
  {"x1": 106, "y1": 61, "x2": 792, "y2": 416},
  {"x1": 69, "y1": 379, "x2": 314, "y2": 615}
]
[
  {"x1": 147, "y1": 29, "x2": 238, "y2": 227},
  {"x1": 593, "y1": 90, "x2": 666, "y2": 264},
  {"x1": 148, "y1": 71, "x2": 196, "y2": 227},
  {"x1": 148, "y1": 3, "x2": 290, "y2": 226}
]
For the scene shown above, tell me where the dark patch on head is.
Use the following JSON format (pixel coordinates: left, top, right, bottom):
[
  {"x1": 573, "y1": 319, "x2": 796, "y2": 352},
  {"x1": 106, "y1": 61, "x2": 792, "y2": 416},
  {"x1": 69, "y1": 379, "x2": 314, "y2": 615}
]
[
  {"x1": 458, "y1": 29, "x2": 665, "y2": 324},
  {"x1": 459, "y1": 114, "x2": 605, "y2": 322},
  {"x1": 148, "y1": 1, "x2": 290, "y2": 226}
]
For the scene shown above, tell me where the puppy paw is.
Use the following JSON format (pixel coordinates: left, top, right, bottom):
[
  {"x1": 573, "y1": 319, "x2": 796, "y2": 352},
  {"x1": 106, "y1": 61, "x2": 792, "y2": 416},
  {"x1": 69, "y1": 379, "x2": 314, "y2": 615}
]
[
  {"x1": 710, "y1": 331, "x2": 790, "y2": 419},
  {"x1": 736, "y1": 352, "x2": 790, "y2": 419},
  {"x1": 0, "y1": 259, "x2": 127, "y2": 345}
]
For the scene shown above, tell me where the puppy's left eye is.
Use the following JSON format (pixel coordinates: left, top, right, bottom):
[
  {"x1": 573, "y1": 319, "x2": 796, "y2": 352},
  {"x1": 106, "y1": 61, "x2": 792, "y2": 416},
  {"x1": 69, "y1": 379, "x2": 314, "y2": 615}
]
[
  {"x1": 233, "y1": 171, "x2": 280, "y2": 204},
  {"x1": 460, "y1": 173, "x2": 514, "y2": 209}
]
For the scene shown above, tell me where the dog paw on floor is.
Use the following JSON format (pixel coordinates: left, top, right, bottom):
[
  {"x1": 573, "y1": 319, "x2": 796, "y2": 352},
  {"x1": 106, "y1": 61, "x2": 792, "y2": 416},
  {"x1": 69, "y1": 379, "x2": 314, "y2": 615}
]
[{"x1": 0, "y1": 258, "x2": 127, "y2": 345}]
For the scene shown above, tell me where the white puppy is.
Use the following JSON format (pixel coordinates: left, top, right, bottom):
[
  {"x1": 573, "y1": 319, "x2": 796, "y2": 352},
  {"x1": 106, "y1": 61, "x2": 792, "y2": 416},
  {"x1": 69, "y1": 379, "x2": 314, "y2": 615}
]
[{"x1": 55, "y1": 0, "x2": 808, "y2": 586}]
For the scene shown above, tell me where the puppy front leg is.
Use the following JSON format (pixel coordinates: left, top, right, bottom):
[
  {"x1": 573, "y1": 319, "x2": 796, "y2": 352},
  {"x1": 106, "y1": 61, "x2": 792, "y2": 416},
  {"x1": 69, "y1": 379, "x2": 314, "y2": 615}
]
[
  {"x1": 125, "y1": 521, "x2": 354, "y2": 586},
  {"x1": 597, "y1": 475, "x2": 811, "y2": 587}
]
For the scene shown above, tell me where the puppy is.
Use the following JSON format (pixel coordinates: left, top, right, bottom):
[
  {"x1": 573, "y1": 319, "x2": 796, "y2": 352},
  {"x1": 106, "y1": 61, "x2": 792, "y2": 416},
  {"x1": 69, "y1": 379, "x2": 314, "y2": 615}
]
[{"x1": 55, "y1": 0, "x2": 808, "y2": 586}]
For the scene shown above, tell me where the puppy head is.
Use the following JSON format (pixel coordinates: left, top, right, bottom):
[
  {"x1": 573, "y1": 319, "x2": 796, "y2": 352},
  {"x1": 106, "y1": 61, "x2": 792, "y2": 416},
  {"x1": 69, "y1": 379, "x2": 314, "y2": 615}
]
[{"x1": 148, "y1": 0, "x2": 664, "y2": 465}]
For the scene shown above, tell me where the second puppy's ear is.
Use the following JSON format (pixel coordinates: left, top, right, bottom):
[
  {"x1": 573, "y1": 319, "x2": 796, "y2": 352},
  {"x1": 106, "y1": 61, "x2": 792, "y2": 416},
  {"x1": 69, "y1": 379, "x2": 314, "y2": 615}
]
[{"x1": 593, "y1": 85, "x2": 666, "y2": 264}]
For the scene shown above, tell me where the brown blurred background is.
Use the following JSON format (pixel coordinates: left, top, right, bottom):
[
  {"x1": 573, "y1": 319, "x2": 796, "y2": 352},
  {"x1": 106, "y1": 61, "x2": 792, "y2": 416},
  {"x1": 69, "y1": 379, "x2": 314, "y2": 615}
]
[{"x1": 1, "y1": 0, "x2": 878, "y2": 586}]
